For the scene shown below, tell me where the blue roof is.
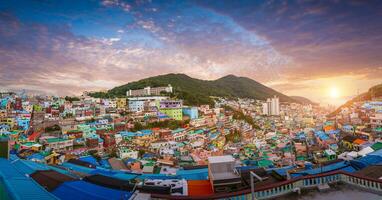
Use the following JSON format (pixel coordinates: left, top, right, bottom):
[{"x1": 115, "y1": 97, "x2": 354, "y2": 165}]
[
  {"x1": 142, "y1": 153, "x2": 156, "y2": 159},
  {"x1": 89, "y1": 168, "x2": 117, "y2": 176},
  {"x1": 99, "y1": 159, "x2": 111, "y2": 169},
  {"x1": 291, "y1": 161, "x2": 354, "y2": 177},
  {"x1": 120, "y1": 130, "x2": 152, "y2": 137},
  {"x1": 176, "y1": 168, "x2": 208, "y2": 180},
  {"x1": 27, "y1": 153, "x2": 46, "y2": 161},
  {"x1": 79, "y1": 156, "x2": 100, "y2": 166},
  {"x1": 138, "y1": 173, "x2": 180, "y2": 180},
  {"x1": 343, "y1": 125, "x2": 353, "y2": 129},
  {"x1": 12, "y1": 159, "x2": 50, "y2": 175},
  {"x1": 267, "y1": 166, "x2": 295, "y2": 176},
  {"x1": 52, "y1": 180, "x2": 131, "y2": 200},
  {"x1": 0, "y1": 158, "x2": 58, "y2": 200},
  {"x1": 11, "y1": 155, "x2": 77, "y2": 178},
  {"x1": 368, "y1": 148, "x2": 382, "y2": 157},
  {"x1": 327, "y1": 129, "x2": 340, "y2": 135},
  {"x1": 124, "y1": 158, "x2": 137, "y2": 164},
  {"x1": 237, "y1": 165, "x2": 260, "y2": 171},
  {"x1": 350, "y1": 155, "x2": 382, "y2": 170},
  {"x1": 140, "y1": 129, "x2": 153, "y2": 134},
  {"x1": 87, "y1": 167, "x2": 138, "y2": 181},
  {"x1": 61, "y1": 162, "x2": 95, "y2": 174},
  {"x1": 314, "y1": 131, "x2": 330, "y2": 140},
  {"x1": 111, "y1": 173, "x2": 139, "y2": 181},
  {"x1": 120, "y1": 131, "x2": 136, "y2": 137}
]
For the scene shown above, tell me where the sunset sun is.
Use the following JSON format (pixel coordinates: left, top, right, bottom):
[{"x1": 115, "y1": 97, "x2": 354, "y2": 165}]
[{"x1": 329, "y1": 87, "x2": 340, "y2": 98}]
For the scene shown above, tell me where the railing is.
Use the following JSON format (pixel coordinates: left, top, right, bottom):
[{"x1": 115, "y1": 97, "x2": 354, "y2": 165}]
[{"x1": 151, "y1": 170, "x2": 382, "y2": 200}]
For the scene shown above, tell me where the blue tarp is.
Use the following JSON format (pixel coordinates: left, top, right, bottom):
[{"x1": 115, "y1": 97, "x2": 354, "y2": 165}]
[
  {"x1": 52, "y1": 180, "x2": 131, "y2": 200},
  {"x1": 176, "y1": 168, "x2": 208, "y2": 180}
]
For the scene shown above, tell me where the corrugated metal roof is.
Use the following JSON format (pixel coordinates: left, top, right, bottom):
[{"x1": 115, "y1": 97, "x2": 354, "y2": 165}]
[
  {"x1": 52, "y1": 180, "x2": 131, "y2": 200},
  {"x1": 12, "y1": 159, "x2": 49, "y2": 175},
  {"x1": 0, "y1": 158, "x2": 58, "y2": 200}
]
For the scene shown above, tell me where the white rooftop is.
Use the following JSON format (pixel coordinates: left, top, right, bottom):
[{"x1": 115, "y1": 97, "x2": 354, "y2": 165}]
[{"x1": 208, "y1": 155, "x2": 235, "y2": 164}]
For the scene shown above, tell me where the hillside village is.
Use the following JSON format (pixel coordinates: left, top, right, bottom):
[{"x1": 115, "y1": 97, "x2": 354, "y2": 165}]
[{"x1": 1, "y1": 81, "x2": 382, "y2": 200}]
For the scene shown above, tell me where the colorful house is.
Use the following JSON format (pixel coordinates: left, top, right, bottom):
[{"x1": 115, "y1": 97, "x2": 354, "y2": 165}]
[
  {"x1": 158, "y1": 100, "x2": 183, "y2": 120},
  {"x1": 183, "y1": 107, "x2": 199, "y2": 119}
]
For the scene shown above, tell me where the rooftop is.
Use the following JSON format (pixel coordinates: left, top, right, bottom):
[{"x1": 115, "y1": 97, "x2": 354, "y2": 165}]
[{"x1": 208, "y1": 155, "x2": 235, "y2": 164}]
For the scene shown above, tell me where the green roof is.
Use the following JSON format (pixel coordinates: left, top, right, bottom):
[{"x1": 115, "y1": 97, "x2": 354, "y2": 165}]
[
  {"x1": 21, "y1": 142, "x2": 39, "y2": 147},
  {"x1": 143, "y1": 162, "x2": 155, "y2": 166},
  {"x1": 371, "y1": 142, "x2": 382, "y2": 151},
  {"x1": 257, "y1": 159, "x2": 273, "y2": 167},
  {"x1": 46, "y1": 138, "x2": 69, "y2": 143}
]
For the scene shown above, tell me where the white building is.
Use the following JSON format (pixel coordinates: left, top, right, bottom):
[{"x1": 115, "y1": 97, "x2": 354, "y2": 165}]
[
  {"x1": 127, "y1": 84, "x2": 173, "y2": 96},
  {"x1": 128, "y1": 100, "x2": 145, "y2": 112},
  {"x1": 117, "y1": 148, "x2": 138, "y2": 159},
  {"x1": 370, "y1": 113, "x2": 382, "y2": 128},
  {"x1": 262, "y1": 96, "x2": 280, "y2": 116}
]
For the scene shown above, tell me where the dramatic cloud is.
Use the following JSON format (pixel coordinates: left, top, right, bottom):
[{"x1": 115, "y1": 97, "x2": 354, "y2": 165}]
[{"x1": 0, "y1": 0, "x2": 381, "y2": 105}]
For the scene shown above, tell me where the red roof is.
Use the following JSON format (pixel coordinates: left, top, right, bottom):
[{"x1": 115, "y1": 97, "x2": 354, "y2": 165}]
[
  {"x1": 28, "y1": 132, "x2": 41, "y2": 141},
  {"x1": 353, "y1": 138, "x2": 366, "y2": 145},
  {"x1": 187, "y1": 180, "x2": 213, "y2": 196}
]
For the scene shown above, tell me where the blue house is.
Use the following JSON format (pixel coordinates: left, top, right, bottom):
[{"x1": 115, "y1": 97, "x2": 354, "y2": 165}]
[
  {"x1": 16, "y1": 117, "x2": 30, "y2": 131},
  {"x1": 183, "y1": 107, "x2": 198, "y2": 119}
]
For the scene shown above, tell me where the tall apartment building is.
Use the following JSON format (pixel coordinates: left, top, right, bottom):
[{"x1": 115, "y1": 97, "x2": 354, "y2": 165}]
[
  {"x1": 126, "y1": 84, "x2": 173, "y2": 96},
  {"x1": 262, "y1": 96, "x2": 280, "y2": 116}
]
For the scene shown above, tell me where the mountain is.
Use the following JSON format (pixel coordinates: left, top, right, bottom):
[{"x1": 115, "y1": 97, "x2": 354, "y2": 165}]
[
  {"x1": 328, "y1": 83, "x2": 382, "y2": 117},
  {"x1": 290, "y1": 96, "x2": 317, "y2": 105},
  {"x1": 89, "y1": 73, "x2": 298, "y2": 106}
]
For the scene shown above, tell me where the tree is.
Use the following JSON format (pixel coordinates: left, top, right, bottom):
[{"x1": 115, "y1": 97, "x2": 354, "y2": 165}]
[
  {"x1": 131, "y1": 122, "x2": 144, "y2": 132},
  {"x1": 65, "y1": 96, "x2": 80, "y2": 102}
]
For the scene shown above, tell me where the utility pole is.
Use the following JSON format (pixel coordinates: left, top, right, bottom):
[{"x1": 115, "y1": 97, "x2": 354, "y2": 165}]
[{"x1": 250, "y1": 171, "x2": 263, "y2": 200}]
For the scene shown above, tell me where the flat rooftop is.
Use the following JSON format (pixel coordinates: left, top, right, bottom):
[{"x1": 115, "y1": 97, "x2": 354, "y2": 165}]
[
  {"x1": 208, "y1": 155, "x2": 235, "y2": 163},
  {"x1": 276, "y1": 184, "x2": 381, "y2": 200}
]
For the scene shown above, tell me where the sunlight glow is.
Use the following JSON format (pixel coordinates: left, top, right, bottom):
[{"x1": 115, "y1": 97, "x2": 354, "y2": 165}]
[{"x1": 329, "y1": 87, "x2": 340, "y2": 98}]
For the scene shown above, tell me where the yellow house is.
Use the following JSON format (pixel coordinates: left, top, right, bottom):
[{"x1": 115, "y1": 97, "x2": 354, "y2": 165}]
[
  {"x1": 342, "y1": 135, "x2": 356, "y2": 150},
  {"x1": 1, "y1": 118, "x2": 15, "y2": 128},
  {"x1": 116, "y1": 98, "x2": 127, "y2": 109}
]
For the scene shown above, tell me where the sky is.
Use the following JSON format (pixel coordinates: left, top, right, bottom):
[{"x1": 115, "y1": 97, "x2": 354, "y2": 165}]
[{"x1": 0, "y1": 0, "x2": 381, "y2": 105}]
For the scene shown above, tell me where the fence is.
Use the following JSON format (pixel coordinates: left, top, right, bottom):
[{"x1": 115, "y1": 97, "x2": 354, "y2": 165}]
[{"x1": 151, "y1": 170, "x2": 382, "y2": 200}]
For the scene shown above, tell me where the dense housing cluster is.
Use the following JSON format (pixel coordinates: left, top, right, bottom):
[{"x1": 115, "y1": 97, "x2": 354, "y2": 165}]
[{"x1": 0, "y1": 88, "x2": 382, "y2": 199}]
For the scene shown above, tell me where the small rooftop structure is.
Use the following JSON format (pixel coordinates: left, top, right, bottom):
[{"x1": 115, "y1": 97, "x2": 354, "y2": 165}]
[
  {"x1": 208, "y1": 155, "x2": 235, "y2": 164},
  {"x1": 208, "y1": 155, "x2": 241, "y2": 192}
]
